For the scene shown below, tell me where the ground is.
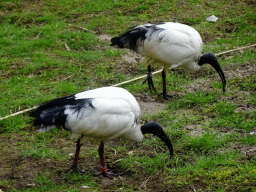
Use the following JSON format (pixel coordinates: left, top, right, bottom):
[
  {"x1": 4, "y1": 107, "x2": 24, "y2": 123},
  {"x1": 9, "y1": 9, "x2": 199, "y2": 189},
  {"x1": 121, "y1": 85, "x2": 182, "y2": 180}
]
[{"x1": 0, "y1": 47, "x2": 255, "y2": 191}]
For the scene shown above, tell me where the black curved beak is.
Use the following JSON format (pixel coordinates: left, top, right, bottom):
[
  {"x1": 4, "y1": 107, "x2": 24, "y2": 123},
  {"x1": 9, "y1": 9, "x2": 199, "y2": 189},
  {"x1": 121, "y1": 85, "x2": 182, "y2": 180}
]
[
  {"x1": 141, "y1": 121, "x2": 173, "y2": 157},
  {"x1": 209, "y1": 60, "x2": 226, "y2": 93},
  {"x1": 156, "y1": 130, "x2": 174, "y2": 157},
  {"x1": 199, "y1": 53, "x2": 227, "y2": 93}
]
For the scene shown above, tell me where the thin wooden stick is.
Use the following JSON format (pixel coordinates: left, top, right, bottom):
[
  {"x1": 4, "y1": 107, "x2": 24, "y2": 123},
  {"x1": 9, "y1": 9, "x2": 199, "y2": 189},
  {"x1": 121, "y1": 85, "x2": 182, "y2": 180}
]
[
  {"x1": 40, "y1": 75, "x2": 74, "y2": 85},
  {"x1": 215, "y1": 44, "x2": 256, "y2": 56},
  {"x1": 110, "y1": 69, "x2": 164, "y2": 87},
  {"x1": 34, "y1": 31, "x2": 42, "y2": 39},
  {"x1": 0, "y1": 44, "x2": 255, "y2": 120},
  {"x1": 0, "y1": 106, "x2": 38, "y2": 121},
  {"x1": 69, "y1": 24, "x2": 96, "y2": 33},
  {"x1": 65, "y1": 43, "x2": 70, "y2": 51}
]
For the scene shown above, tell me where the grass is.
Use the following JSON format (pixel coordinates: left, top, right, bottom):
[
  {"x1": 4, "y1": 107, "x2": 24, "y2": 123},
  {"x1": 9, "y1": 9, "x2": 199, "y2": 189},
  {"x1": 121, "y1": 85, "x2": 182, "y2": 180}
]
[{"x1": 0, "y1": 0, "x2": 256, "y2": 191}]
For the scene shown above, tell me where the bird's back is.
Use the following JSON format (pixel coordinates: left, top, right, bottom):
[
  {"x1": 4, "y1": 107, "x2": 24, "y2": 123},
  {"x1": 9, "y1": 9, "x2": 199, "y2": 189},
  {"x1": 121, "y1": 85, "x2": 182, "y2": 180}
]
[
  {"x1": 141, "y1": 23, "x2": 203, "y2": 68},
  {"x1": 31, "y1": 87, "x2": 142, "y2": 144},
  {"x1": 111, "y1": 22, "x2": 203, "y2": 70}
]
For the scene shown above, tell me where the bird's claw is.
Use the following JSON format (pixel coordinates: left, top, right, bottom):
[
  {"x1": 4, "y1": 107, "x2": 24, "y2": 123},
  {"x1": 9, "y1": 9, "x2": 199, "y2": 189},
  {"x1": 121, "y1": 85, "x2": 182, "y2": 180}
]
[
  {"x1": 142, "y1": 72, "x2": 157, "y2": 93},
  {"x1": 65, "y1": 164, "x2": 92, "y2": 175},
  {"x1": 95, "y1": 167, "x2": 124, "y2": 179},
  {"x1": 159, "y1": 92, "x2": 179, "y2": 100}
]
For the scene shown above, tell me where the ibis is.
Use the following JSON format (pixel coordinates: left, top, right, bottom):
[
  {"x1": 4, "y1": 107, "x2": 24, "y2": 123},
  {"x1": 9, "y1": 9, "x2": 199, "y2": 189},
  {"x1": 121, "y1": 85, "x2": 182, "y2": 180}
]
[
  {"x1": 30, "y1": 87, "x2": 173, "y2": 178},
  {"x1": 111, "y1": 22, "x2": 227, "y2": 99}
]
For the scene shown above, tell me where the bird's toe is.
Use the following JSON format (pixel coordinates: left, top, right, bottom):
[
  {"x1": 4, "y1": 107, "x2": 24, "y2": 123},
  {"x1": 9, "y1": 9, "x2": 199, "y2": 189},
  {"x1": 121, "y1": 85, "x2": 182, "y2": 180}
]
[
  {"x1": 65, "y1": 164, "x2": 92, "y2": 175},
  {"x1": 159, "y1": 92, "x2": 178, "y2": 100},
  {"x1": 95, "y1": 168, "x2": 124, "y2": 179}
]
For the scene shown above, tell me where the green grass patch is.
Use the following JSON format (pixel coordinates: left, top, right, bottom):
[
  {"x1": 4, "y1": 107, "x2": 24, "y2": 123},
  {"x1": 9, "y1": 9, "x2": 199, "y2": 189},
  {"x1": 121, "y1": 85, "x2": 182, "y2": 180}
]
[{"x1": 0, "y1": 0, "x2": 255, "y2": 191}]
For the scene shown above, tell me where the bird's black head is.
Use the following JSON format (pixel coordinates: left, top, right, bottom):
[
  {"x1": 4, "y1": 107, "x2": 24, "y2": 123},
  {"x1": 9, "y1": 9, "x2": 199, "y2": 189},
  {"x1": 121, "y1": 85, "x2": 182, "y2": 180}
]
[
  {"x1": 198, "y1": 53, "x2": 227, "y2": 93},
  {"x1": 141, "y1": 121, "x2": 173, "y2": 157}
]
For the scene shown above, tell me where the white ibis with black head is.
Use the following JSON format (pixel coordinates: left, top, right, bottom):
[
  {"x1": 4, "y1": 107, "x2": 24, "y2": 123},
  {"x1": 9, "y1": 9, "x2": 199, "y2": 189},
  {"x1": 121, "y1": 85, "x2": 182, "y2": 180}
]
[
  {"x1": 111, "y1": 22, "x2": 227, "y2": 99},
  {"x1": 30, "y1": 87, "x2": 173, "y2": 178}
]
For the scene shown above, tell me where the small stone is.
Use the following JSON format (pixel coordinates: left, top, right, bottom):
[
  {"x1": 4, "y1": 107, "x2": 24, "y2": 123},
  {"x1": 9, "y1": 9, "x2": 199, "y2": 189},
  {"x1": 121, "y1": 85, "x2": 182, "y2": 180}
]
[
  {"x1": 206, "y1": 15, "x2": 218, "y2": 22},
  {"x1": 26, "y1": 183, "x2": 35, "y2": 187},
  {"x1": 81, "y1": 185, "x2": 90, "y2": 189}
]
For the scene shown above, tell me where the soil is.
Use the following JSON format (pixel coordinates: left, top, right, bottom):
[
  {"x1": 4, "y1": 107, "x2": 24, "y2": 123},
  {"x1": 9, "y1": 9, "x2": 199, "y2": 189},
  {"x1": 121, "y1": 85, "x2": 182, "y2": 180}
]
[{"x1": 134, "y1": 93, "x2": 167, "y2": 116}]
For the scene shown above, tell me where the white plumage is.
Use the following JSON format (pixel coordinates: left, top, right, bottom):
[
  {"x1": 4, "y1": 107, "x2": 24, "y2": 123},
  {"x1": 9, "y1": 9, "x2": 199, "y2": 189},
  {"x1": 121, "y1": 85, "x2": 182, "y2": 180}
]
[
  {"x1": 111, "y1": 22, "x2": 226, "y2": 99},
  {"x1": 136, "y1": 23, "x2": 202, "y2": 70},
  {"x1": 31, "y1": 87, "x2": 173, "y2": 178},
  {"x1": 65, "y1": 87, "x2": 142, "y2": 144}
]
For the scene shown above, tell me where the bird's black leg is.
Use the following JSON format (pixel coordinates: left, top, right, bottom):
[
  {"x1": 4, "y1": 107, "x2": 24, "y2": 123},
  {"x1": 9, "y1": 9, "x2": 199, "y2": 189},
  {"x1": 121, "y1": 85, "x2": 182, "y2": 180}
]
[
  {"x1": 142, "y1": 65, "x2": 157, "y2": 93},
  {"x1": 160, "y1": 70, "x2": 174, "y2": 100},
  {"x1": 95, "y1": 142, "x2": 123, "y2": 179},
  {"x1": 65, "y1": 137, "x2": 90, "y2": 174}
]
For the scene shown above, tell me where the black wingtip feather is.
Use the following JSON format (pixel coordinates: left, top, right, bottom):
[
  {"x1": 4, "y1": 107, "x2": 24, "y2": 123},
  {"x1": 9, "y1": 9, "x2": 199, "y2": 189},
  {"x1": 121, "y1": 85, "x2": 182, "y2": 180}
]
[
  {"x1": 110, "y1": 27, "x2": 148, "y2": 51},
  {"x1": 110, "y1": 37, "x2": 125, "y2": 48},
  {"x1": 30, "y1": 96, "x2": 73, "y2": 129},
  {"x1": 30, "y1": 94, "x2": 94, "y2": 131}
]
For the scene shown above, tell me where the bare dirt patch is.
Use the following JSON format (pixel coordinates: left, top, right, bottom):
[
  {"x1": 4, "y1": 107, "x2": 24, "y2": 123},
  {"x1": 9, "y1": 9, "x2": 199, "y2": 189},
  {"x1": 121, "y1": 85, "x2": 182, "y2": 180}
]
[
  {"x1": 224, "y1": 62, "x2": 256, "y2": 80},
  {"x1": 139, "y1": 101, "x2": 167, "y2": 116},
  {"x1": 133, "y1": 93, "x2": 167, "y2": 116},
  {"x1": 235, "y1": 104, "x2": 256, "y2": 113},
  {"x1": 185, "y1": 125, "x2": 204, "y2": 137},
  {"x1": 97, "y1": 34, "x2": 112, "y2": 42},
  {"x1": 186, "y1": 62, "x2": 256, "y2": 93},
  {"x1": 113, "y1": 50, "x2": 145, "y2": 76},
  {"x1": 97, "y1": 34, "x2": 145, "y2": 76}
]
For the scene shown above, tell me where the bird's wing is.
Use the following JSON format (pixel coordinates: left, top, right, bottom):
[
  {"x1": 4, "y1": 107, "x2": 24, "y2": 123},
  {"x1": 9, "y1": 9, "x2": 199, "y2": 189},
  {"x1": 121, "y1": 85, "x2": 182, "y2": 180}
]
[
  {"x1": 67, "y1": 97, "x2": 142, "y2": 142},
  {"x1": 30, "y1": 93, "x2": 94, "y2": 132},
  {"x1": 140, "y1": 22, "x2": 203, "y2": 67},
  {"x1": 31, "y1": 87, "x2": 140, "y2": 134},
  {"x1": 130, "y1": 22, "x2": 202, "y2": 70}
]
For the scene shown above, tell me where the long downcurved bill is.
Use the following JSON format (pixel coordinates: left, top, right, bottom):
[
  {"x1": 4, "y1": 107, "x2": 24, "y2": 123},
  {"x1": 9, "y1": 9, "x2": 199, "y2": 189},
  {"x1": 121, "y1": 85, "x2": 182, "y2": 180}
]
[
  {"x1": 209, "y1": 61, "x2": 227, "y2": 93},
  {"x1": 141, "y1": 121, "x2": 173, "y2": 157},
  {"x1": 158, "y1": 132, "x2": 174, "y2": 157}
]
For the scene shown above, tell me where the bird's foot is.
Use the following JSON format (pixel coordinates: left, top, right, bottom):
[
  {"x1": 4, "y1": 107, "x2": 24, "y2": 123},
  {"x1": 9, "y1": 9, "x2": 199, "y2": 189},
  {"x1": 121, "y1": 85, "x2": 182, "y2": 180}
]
[
  {"x1": 159, "y1": 92, "x2": 179, "y2": 100},
  {"x1": 95, "y1": 167, "x2": 124, "y2": 179},
  {"x1": 65, "y1": 164, "x2": 92, "y2": 175},
  {"x1": 142, "y1": 72, "x2": 157, "y2": 93}
]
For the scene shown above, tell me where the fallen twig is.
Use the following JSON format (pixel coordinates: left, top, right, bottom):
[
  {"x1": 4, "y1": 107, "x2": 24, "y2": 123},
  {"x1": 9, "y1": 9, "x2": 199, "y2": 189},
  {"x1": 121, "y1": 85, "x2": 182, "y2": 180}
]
[
  {"x1": 0, "y1": 106, "x2": 38, "y2": 121},
  {"x1": 65, "y1": 43, "x2": 70, "y2": 51},
  {"x1": 69, "y1": 24, "x2": 96, "y2": 33},
  {"x1": 111, "y1": 69, "x2": 164, "y2": 87},
  {"x1": 215, "y1": 44, "x2": 256, "y2": 56},
  {"x1": 138, "y1": 175, "x2": 151, "y2": 189},
  {"x1": 40, "y1": 75, "x2": 74, "y2": 85},
  {"x1": 34, "y1": 30, "x2": 42, "y2": 39}
]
